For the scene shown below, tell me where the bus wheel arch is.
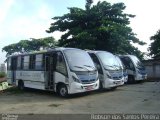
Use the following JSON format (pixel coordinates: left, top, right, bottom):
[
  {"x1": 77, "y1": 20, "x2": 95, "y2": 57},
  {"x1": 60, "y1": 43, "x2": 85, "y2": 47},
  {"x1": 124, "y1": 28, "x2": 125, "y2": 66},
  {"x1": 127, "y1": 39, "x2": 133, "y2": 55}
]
[
  {"x1": 56, "y1": 82, "x2": 68, "y2": 97},
  {"x1": 128, "y1": 75, "x2": 135, "y2": 84},
  {"x1": 98, "y1": 81, "x2": 104, "y2": 91},
  {"x1": 18, "y1": 80, "x2": 25, "y2": 90}
]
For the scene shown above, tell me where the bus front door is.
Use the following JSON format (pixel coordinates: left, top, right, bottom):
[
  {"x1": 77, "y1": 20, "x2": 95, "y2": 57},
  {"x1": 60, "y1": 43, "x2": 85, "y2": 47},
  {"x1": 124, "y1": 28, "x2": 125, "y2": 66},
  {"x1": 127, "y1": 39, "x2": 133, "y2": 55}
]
[
  {"x1": 11, "y1": 57, "x2": 17, "y2": 84},
  {"x1": 45, "y1": 53, "x2": 56, "y2": 90}
]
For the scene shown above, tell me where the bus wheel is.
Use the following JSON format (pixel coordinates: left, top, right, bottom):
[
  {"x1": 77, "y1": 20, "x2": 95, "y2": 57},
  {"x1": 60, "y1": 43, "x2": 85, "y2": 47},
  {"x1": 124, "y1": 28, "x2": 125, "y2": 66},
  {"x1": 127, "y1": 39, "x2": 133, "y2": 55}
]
[
  {"x1": 98, "y1": 81, "x2": 104, "y2": 91},
  {"x1": 128, "y1": 76, "x2": 135, "y2": 84},
  {"x1": 58, "y1": 84, "x2": 68, "y2": 98},
  {"x1": 18, "y1": 80, "x2": 24, "y2": 90}
]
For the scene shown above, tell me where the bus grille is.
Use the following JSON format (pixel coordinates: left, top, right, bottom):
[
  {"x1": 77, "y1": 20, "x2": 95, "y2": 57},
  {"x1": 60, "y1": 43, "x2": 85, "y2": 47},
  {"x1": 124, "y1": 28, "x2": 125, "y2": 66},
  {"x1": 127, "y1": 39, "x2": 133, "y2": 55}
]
[
  {"x1": 112, "y1": 76, "x2": 123, "y2": 80},
  {"x1": 81, "y1": 79, "x2": 96, "y2": 84},
  {"x1": 74, "y1": 71, "x2": 97, "y2": 84}
]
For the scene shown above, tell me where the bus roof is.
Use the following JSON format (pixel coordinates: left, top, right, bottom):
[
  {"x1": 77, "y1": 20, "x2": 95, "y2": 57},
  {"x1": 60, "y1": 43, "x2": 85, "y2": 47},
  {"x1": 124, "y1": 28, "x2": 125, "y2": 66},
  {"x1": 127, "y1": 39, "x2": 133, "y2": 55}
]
[
  {"x1": 87, "y1": 50, "x2": 112, "y2": 55},
  {"x1": 119, "y1": 55, "x2": 137, "y2": 58},
  {"x1": 7, "y1": 47, "x2": 81, "y2": 58}
]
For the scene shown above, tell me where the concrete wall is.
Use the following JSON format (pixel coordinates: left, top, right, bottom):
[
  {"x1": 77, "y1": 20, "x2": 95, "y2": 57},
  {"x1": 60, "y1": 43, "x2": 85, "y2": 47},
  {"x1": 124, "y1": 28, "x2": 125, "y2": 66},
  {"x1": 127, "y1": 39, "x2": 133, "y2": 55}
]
[{"x1": 143, "y1": 59, "x2": 160, "y2": 80}]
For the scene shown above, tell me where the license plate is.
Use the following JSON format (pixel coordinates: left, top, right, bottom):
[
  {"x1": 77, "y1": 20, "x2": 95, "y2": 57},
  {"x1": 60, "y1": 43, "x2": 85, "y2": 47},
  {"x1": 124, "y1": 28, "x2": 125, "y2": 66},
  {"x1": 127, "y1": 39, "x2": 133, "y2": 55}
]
[
  {"x1": 115, "y1": 81, "x2": 121, "y2": 85},
  {"x1": 85, "y1": 86, "x2": 93, "y2": 91}
]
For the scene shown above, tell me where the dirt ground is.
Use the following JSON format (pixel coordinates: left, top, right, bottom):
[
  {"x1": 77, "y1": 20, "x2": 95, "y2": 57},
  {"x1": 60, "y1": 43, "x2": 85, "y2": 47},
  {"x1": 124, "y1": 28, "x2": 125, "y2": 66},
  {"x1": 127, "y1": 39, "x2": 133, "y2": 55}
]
[
  {"x1": 0, "y1": 81, "x2": 160, "y2": 114},
  {"x1": 0, "y1": 77, "x2": 6, "y2": 83}
]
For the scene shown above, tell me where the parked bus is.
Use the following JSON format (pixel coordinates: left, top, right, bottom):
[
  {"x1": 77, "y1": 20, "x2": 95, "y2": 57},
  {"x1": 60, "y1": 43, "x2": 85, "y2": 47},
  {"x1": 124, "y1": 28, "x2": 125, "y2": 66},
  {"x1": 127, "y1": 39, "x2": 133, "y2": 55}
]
[
  {"x1": 87, "y1": 51, "x2": 124, "y2": 90},
  {"x1": 7, "y1": 48, "x2": 99, "y2": 97},
  {"x1": 115, "y1": 56, "x2": 128, "y2": 83},
  {"x1": 119, "y1": 55, "x2": 147, "y2": 83}
]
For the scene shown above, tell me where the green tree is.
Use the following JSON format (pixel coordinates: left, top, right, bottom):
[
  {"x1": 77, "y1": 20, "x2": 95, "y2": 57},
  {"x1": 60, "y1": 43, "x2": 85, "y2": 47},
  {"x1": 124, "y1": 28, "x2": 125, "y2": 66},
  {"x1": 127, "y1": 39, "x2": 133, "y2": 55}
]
[
  {"x1": 149, "y1": 29, "x2": 160, "y2": 57},
  {"x1": 47, "y1": 0, "x2": 145, "y2": 58},
  {"x1": 2, "y1": 37, "x2": 57, "y2": 56}
]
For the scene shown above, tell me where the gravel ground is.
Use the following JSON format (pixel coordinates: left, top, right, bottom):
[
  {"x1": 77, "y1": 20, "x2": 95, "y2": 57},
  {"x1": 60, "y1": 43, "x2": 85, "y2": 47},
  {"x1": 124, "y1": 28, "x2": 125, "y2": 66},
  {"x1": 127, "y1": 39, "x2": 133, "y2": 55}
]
[{"x1": 0, "y1": 81, "x2": 160, "y2": 114}]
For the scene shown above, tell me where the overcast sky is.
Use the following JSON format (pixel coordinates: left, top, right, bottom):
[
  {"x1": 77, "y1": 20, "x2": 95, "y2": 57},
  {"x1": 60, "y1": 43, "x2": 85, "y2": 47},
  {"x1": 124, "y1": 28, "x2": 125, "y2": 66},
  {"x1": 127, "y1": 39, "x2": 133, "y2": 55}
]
[{"x1": 0, "y1": 0, "x2": 160, "y2": 63}]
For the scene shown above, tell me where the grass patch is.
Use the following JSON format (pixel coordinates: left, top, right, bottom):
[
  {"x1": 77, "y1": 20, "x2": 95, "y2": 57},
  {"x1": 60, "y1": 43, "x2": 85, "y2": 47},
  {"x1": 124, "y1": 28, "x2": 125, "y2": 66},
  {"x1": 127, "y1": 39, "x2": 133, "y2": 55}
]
[{"x1": 3, "y1": 87, "x2": 24, "y2": 94}]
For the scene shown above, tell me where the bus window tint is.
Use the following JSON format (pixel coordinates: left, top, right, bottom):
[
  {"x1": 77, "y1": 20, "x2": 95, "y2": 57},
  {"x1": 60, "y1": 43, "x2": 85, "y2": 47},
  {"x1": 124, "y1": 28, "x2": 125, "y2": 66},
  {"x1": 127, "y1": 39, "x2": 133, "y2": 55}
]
[
  {"x1": 130, "y1": 56, "x2": 144, "y2": 69},
  {"x1": 89, "y1": 53, "x2": 103, "y2": 74},
  {"x1": 115, "y1": 56, "x2": 123, "y2": 70},
  {"x1": 29, "y1": 55, "x2": 35, "y2": 70},
  {"x1": 120, "y1": 57, "x2": 135, "y2": 70},
  {"x1": 35, "y1": 54, "x2": 43, "y2": 70},
  {"x1": 56, "y1": 52, "x2": 67, "y2": 76},
  {"x1": 17, "y1": 56, "x2": 21, "y2": 70},
  {"x1": 97, "y1": 52, "x2": 120, "y2": 70},
  {"x1": 64, "y1": 49, "x2": 95, "y2": 71},
  {"x1": 23, "y1": 56, "x2": 29, "y2": 70}
]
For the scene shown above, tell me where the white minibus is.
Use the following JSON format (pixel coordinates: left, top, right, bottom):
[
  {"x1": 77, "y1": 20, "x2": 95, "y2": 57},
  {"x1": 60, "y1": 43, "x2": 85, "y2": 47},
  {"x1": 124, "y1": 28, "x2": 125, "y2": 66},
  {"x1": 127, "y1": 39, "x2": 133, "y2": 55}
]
[
  {"x1": 87, "y1": 51, "x2": 124, "y2": 90},
  {"x1": 119, "y1": 55, "x2": 147, "y2": 83},
  {"x1": 7, "y1": 48, "x2": 99, "y2": 97}
]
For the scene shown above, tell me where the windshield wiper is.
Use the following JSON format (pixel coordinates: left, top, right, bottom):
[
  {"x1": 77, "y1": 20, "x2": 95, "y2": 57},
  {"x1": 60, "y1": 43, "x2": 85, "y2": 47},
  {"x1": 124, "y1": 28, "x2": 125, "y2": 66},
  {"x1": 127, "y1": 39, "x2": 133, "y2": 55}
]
[
  {"x1": 73, "y1": 66, "x2": 89, "y2": 71},
  {"x1": 113, "y1": 65, "x2": 120, "y2": 70},
  {"x1": 83, "y1": 65, "x2": 96, "y2": 70},
  {"x1": 104, "y1": 65, "x2": 119, "y2": 70}
]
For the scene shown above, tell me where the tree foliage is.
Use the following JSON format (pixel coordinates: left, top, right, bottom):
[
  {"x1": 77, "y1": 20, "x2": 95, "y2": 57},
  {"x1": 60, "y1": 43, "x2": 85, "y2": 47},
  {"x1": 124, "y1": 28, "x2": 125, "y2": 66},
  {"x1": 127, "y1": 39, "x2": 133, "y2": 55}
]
[
  {"x1": 47, "y1": 0, "x2": 145, "y2": 59},
  {"x1": 149, "y1": 29, "x2": 160, "y2": 57},
  {"x1": 2, "y1": 37, "x2": 57, "y2": 56}
]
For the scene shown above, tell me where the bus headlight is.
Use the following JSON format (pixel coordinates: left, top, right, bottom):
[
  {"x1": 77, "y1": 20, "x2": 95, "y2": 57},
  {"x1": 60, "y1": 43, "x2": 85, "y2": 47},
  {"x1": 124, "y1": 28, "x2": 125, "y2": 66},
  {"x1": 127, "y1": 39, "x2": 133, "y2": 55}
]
[{"x1": 72, "y1": 76, "x2": 81, "y2": 83}]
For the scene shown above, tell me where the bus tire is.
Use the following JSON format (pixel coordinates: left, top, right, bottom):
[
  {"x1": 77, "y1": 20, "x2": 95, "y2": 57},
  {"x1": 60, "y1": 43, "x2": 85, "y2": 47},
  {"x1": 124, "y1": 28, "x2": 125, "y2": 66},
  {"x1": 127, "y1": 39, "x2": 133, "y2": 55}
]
[
  {"x1": 18, "y1": 80, "x2": 24, "y2": 90},
  {"x1": 98, "y1": 81, "x2": 104, "y2": 91},
  {"x1": 58, "y1": 84, "x2": 68, "y2": 98},
  {"x1": 128, "y1": 76, "x2": 135, "y2": 84}
]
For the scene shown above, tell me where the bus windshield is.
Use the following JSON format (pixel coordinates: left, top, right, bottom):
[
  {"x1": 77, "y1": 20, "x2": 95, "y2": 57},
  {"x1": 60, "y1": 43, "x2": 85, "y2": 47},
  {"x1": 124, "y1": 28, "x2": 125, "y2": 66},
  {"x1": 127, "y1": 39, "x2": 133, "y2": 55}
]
[
  {"x1": 64, "y1": 49, "x2": 96, "y2": 71},
  {"x1": 115, "y1": 56, "x2": 124, "y2": 70},
  {"x1": 130, "y1": 56, "x2": 144, "y2": 69},
  {"x1": 97, "y1": 52, "x2": 121, "y2": 70}
]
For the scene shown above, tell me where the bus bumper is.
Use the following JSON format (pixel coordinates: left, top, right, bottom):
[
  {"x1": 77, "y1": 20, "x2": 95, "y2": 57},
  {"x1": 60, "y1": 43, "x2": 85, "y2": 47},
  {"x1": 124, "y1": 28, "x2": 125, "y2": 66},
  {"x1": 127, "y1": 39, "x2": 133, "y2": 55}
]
[
  {"x1": 103, "y1": 78, "x2": 124, "y2": 88},
  {"x1": 68, "y1": 80, "x2": 99, "y2": 94},
  {"x1": 135, "y1": 74, "x2": 147, "y2": 81}
]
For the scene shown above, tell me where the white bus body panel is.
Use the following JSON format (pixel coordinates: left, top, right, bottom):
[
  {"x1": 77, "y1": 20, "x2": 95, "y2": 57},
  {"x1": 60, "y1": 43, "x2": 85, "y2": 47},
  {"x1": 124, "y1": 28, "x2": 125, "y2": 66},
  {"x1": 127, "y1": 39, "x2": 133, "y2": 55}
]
[
  {"x1": 16, "y1": 71, "x2": 46, "y2": 90},
  {"x1": 102, "y1": 71, "x2": 124, "y2": 88},
  {"x1": 135, "y1": 72, "x2": 147, "y2": 81},
  {"x1": 126, "y1": 55, "x2": 147, "y2": 81},
  {"x1": 54, "y1": 72, "x2": 67, "y2": 84},
  {"x1": 123, "y1": 75, "x2": 128, "y2": 83},
  {"x1": 103, "y1": 77, "x2": 124, "y2": 88},
  {"x1": 68, "y1": 80, "x2": 99, "y2": 94},
  {"x1": 66, "y1": 71, "x2": 99, "y2": 94}
]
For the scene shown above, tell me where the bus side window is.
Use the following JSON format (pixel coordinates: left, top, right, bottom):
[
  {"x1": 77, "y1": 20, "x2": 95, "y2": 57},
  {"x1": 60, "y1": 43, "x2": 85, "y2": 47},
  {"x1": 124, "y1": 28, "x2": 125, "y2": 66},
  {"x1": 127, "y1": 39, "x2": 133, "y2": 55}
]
[
  {"x1": 29, "y1": 55, "x2": 35, "y2": 70},
  {"x1": 121, "y1": 57, "x2": 135, "y2": 71},
  {"x1": 21, "y1": 56, "x2": 24, "y2": 70},
  {"x1": 23, "y1": 56, "x2": 29, "y2": 70},
  {"x1": 56, "y1": 52, "x2": 67, "y2": 76},
  {"x1": 89, "y1": 53, "x2": 103, "y2": 74},
  {"x1": 17, "y1": 56, "x2": 21, "y2": 70},
  {"x1": 120, "y1": 58, "x2": 129, "y2": 69},
  {"x1": 11, "y1": 57, "x2": 17, "y2": 70},
  {"x1": 35, "y1": 54, "x2": 44, "y2": 70}
]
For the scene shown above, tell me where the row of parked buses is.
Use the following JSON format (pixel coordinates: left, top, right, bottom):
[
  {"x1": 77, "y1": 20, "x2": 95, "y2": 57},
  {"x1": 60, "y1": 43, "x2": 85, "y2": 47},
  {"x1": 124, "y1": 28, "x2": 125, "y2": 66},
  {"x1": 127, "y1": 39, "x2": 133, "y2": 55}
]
[{"x1": 6, "y1": 48, "x2": 147, "y2": 97}]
